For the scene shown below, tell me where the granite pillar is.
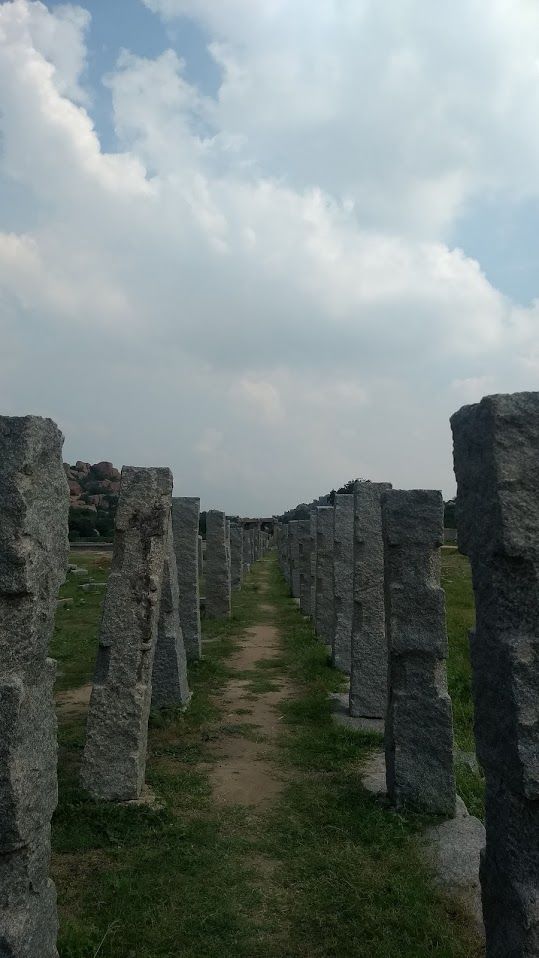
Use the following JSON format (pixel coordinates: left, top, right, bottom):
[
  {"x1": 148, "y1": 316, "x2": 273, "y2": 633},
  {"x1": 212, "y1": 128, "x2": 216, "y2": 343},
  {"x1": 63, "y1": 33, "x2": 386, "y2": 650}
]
[
  {"x1": 383, "y1": 489, "x2": 456, "y2": 815},
  {"x1": 205, "y1": 510, "x2": 231, "y2": 618},
  {"x1": 151, "y1": 525, "x2": 191, "y2": 709},
  {"x1": 452, "y1": 391, "x2": 539, "y2": 956},
  {"x1": 171, "y1": 497, "x2": 202, "y2": 662},
  {"x1": 350, "y1": 480, "x2": 392, "y2": 718},
  {"x1": 332, "y1": 494, "x2": 354, "y2": 673},
  {"x1": 315, "y1": 506, "x2": 334, "y2": 645},
  {"x1": 80, "y1": 466, "x2": 172, "y2": 801},
  {"x1": 0, "y1": 416, "x2": 69, "y2": 958}
]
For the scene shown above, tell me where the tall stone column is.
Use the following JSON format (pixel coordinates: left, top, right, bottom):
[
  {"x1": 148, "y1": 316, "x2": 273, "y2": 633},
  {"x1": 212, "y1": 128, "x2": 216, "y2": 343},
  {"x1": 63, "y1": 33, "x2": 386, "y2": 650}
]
[
  {"x1": 382, "y1": 489, "x2": 456, "y2": 815},
  {"x1": 151, "y1": 525, "x2": 191, "y2": 709},
  {"x1": 298, "y1": 519, "x2": 313, "y2": 615},
  {"x1": 80, "y1": 466, "x2": 172, "y2": 802},
  {"x1": 314, "y1": 506, "x2": 334, "y2": 646},
  {"x1": 171, "y1": 497, "x2": 202, "y2": 662},
  {"x1": 310, "y1": 512, "x2": 317, "y2": 619},
  {"x1": 333, "y1": 494, "x2": 354, "y2": 673},
  {"x1": 0, "y1": 416, "x2": 68, "y2": 958},
  {"x1": 288, "y1": 520, "x2": 301, "y2": 598},
  {"x1": 230, "y1": 523, "x2": 243, "y2": 590},
  {"x1": 205, "y1": 510, "x2": 232, "y2": 618},
  {"x1": 451, "y1": 391, "x2": 539, "y2": 956},
  {"x1": 350, "y1": 480, "x2": 392, "y2": 718}
]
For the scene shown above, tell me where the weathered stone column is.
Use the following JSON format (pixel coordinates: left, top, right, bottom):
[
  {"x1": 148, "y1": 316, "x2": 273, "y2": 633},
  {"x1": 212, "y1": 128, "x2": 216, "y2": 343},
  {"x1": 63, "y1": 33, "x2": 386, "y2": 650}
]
[
  {"x1": 298, "y1": 519, "x2": 313, "y2": 615},
  {"x1": 171, "y1": 497, "x2": 202, "y2": 662},
  {"x1": 0, "y1": 416, "x2": 68, "y2": 958},
  {"x1": 382, "y1": 489, "x2": 456, "y2": 815},
  {"x1": 198, "y1": 534, "x2": 204, "y2": 580},
  {"x1": 333, "y1": 494, "x2": 354, "y2": 673},
  {"x1": 80, "y1": 466, "x2": 172, "y2": 801},
  {"x1": 288, "y1": 520, "x2": 301, "y2": 598},
  {"x1": 315, "y1": 506, "x2": 334, "y2": 646},
  {"x1": 452, "y1": 391, "x2": 539, "y2": 956},
  {"x1": 350, "y1": 480, "x2": 392, "y2": 718},
  {"x1": 151, "y1": 525, "x2": 191, "y2": 709},
  {"x1": 230, "y1": 523, "x2": 243, "y2": 590},
  {"x1": 205, "y1": 510, "x2": 231, "y2": 618},
  {"x1": 310, "y1": 512, "x2": 317, "y2": 618}
]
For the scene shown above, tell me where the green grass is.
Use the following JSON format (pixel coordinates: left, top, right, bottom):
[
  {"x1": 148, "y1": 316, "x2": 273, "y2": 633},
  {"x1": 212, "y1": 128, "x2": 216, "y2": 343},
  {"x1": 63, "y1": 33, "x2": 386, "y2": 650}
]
[
  {"x1": 442, "y1": 549, "x2": 485, "y2": 819},
  {"x1": 52, "y1": 552, "x2": 109, "y2": 691},
  {"x1": 51, "y1": 552, "x2": 483, "y2": 957}
]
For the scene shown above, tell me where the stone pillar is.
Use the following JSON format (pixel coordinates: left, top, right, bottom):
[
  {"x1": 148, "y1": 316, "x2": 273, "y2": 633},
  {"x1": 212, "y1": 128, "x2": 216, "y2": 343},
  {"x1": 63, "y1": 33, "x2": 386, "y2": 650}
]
[
  {"x1": 298, "y1": 519, "x2": 313, "y2": 616},
  {"x1": 198, "y1": 534, "x2": 203, "y2": 581},
  {"x1": 333, "y1": 494, "x2": 354, "y2": 673},
  {"x1": 205, "y1": 510, "x2": 231, "y2": 618},
  {"x1": 0, "y1": 416, "x2": 68, "y2": 958},
  {"x1": 451, "y1": 391, "x2": 539, "y2": 956},
  {"x1": 288, "y1": 520, "x2": 301, "y2": 598},
  {"x1": 310, "y1": 512, "x2": 317, "y2": 619},
  {"x1": 171, "y1": 497, "x2": 202, "y2": 662},
  {"x1": 280, "y1": 524, "x2": 290, "y2": 585},
  {"x1": 80, "y1": 466, "x2": 172, "y2": 802},
  {"x1": 382, "y1": 489, "x2": 456, "y2": 815},
  {"x1": 350, "y1": 480, "x2": 392, "y2": 718},
  {"x1": 230, "y1": 522, "x2": 243, "y2": 590},
  {"x1": 151, "y1": 525, "x2": 191, "y2": 709},
  {"x1": 315, "y1": 506, "x2": 334, "y2": 646}
]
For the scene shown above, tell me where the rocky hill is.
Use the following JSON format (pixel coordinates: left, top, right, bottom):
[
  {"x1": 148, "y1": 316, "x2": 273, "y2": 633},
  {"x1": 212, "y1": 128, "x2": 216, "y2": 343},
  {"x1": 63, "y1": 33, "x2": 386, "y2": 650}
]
[{"x1": 64, "y1": 460, "x2": 121, "y2": 541}]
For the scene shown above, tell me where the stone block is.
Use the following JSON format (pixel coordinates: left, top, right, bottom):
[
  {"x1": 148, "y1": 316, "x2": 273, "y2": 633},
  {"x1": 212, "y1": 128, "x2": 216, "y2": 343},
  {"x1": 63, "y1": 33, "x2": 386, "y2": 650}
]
[
  {"x1": 332, "y1": 495, "x2": 354, "y2": 673},
  {"x1": 151, "y1": 525, "x2": 191, "y2": 709},
  {"x1": 314, "y1": 507, "x2": 334, "y2": 645},
  {"x1": 171, "y1": 497, "x2": 202, "y2": 662},
  {"x1": 205, "y1": 510, "x2": 231, "y2": 618}
]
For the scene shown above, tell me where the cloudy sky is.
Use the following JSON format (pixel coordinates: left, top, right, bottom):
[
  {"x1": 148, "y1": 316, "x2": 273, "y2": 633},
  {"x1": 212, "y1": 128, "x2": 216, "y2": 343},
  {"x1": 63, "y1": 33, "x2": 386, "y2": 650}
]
[{"x1": 1, "y1": 0, "x2": 538, "y2": 514}]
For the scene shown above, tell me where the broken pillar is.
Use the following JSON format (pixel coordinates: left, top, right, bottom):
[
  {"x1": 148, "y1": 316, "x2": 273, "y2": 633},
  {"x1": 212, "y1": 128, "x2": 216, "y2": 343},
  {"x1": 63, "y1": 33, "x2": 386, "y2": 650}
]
[
  {"x1": 332, "y1": 494, "x2": 354, "y2": 673},
  {"x1": 151, "y1": 525, "x2": 191, "y2": 709},
  {"x1": 350, "y1": 480, "x2": 392, "y2": 718},
  {"x1": 205, "y1": 510, "x2": 232, "y2": 618},
  {"x1": 171, "y1": 497, "x2": 202, "y2": 662},
  {"x1": 80, "y1": 466, "x2": 172, "y2": 802},
  {"x1": 0, "y1": 415, "x2": 69, "y2": 958},
  {"x1": 314, "y1": 506, "x2": 334, "y2": 646},
  {"x1": 451, "y1": 391, "x2": 539, "y2": 956},
  {"x1": 382, "y1": 488, "x2": 456, "y2": 816}
]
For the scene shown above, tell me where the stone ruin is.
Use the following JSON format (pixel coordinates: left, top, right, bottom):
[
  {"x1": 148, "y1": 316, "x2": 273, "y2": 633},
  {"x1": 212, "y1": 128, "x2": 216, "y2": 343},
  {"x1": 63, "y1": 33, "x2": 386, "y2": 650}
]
[
  {"x1": 383, "y1": 488, "x2": 456, "y2": 816},
  {"x1": 314, "y1": 506, "x2": 334, "y2": 648},
  {"x1": 0, "y1": 416, "x2": 69, "y2": 958},
  {"x1": 151, "y1": 524, "x2": 191, "y2": 711},
  {"x1": 172, "y1": 497, "x2": 202, "y2": 662},
  {"x1": 332, "y1": 494, "x2": 354, "y2": 673},
  {"x1": 452, "y1": 391, "x2": 539, "y2": 955},
  {"x1": 80, "y1": 466, "x2": 173, "y2": 802},
  {"x1": 205, "y1": 510, "x2": 232, "y2": 619}
]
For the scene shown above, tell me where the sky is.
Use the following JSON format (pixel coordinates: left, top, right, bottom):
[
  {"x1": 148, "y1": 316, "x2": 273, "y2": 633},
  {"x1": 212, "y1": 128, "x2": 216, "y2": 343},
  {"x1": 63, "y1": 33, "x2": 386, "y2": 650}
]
[{"x1": 0, "y1": 0, "x2": 538, "y2": 515}]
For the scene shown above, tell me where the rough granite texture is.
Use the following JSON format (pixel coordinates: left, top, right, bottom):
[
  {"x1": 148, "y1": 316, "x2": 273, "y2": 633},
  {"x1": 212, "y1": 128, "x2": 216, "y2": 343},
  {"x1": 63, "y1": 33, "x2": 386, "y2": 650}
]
[
  {"x1": 0, "y1": 416, "x2": 69, "y2": 958},
  {"x1": 298, "y1": 519, "x2": 313, "y2": 616},
  {"x1": 230, "y1": 523, "x2": 243, "y2": 590},
  {"x1": 451, "y1": 391, "x2": 539, "y2": 957},
  {"x1": 382, "y1": 489, "x2": 456, "y2": 816},
  {"x1": 288, "y1": 521, "x2": 301, "y2": 598},
  {"x1": 171, "y1": 497, "x2": 201, "y2": 662},
  {"x1": 205, "y1": 510, "x2": 231, "y2": 619},
  {"x1": 350, "y1": 481, "x2": 392, "y2": 718},
  {"x1": 80, "y1": 466, "x2": 172, "y2": 802},
  {"x1": 314, "y1": 507, "x2": 334, "y2": 645},
  {"x1": 310, "y1": 512, "x2": 317, "y2": 618},
  {"x1": 280, "y1": 524, "x2": 290, "y2": 585},
  {"x1": 151, "y1": 525, "x2": 191, "y2": 709},
  {"x1": 332, "y1": 495, "x2": 354, "y2": 673}
]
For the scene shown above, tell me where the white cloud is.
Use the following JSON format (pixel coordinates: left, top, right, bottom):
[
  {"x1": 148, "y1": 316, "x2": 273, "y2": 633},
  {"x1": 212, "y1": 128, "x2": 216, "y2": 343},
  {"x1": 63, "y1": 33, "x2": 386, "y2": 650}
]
[{"x1": 0, "y1": 0, "x2": 538, "y2": 513}]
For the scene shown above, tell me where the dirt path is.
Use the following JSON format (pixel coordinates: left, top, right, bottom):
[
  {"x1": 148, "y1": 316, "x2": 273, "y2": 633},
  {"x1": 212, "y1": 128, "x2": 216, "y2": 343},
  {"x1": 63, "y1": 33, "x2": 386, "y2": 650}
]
[{"x1": 208, "y1": 571, "x2": 290, "y2": 809}]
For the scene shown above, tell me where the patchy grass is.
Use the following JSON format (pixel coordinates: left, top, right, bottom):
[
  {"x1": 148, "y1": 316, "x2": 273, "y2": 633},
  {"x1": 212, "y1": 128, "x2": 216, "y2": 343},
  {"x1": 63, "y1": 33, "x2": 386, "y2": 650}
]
[
  {"x1": 51, "y1": 551, "x2": 110, "y2": 691},
  {"x1": 51, "y1": 552, "x2": 483, "y2": 957},
  {"x1": 442, "y1": 549, "x2": 485, "y2": 820}
]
